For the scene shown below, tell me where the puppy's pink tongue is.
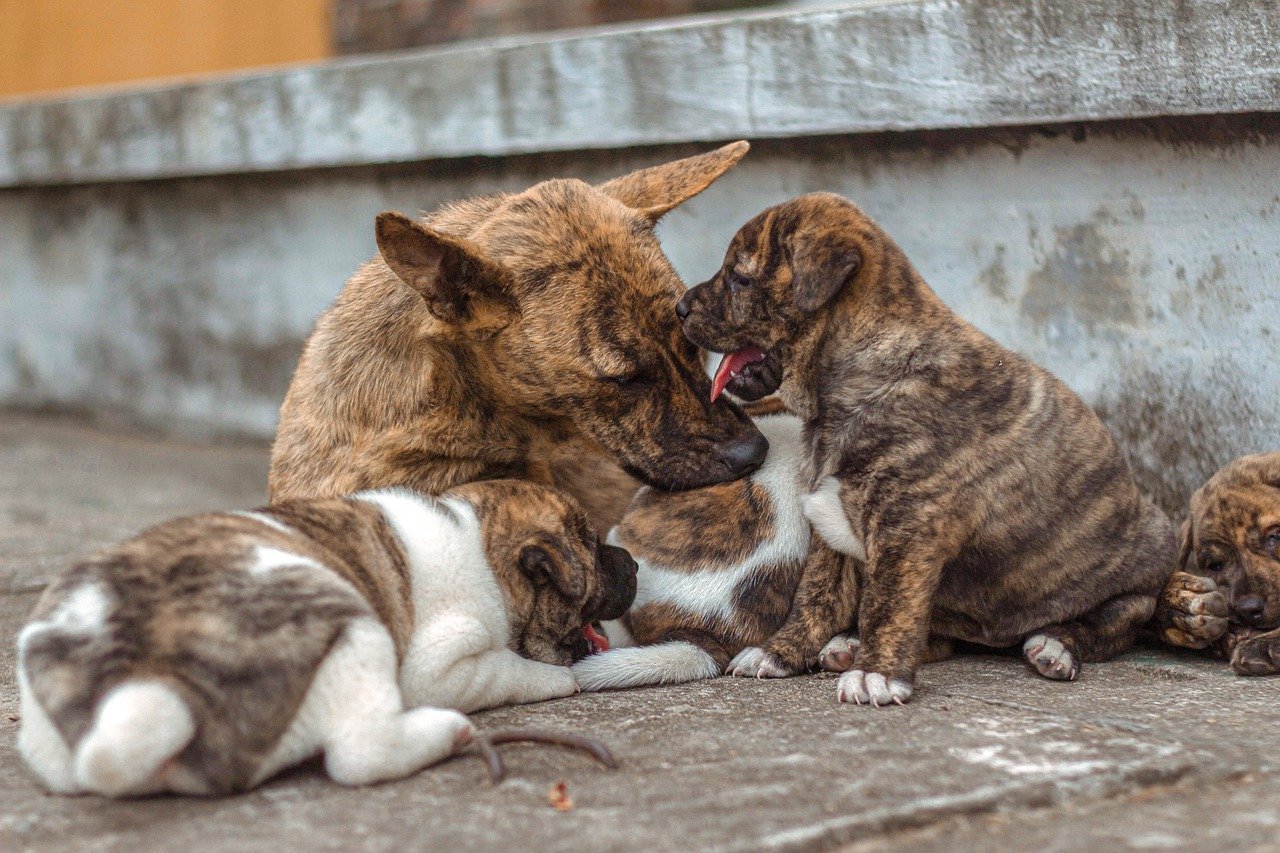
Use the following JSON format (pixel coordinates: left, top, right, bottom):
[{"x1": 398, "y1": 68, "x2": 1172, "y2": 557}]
[
  {"x1": 711, "y1": 346, "x2": 766, "y2": 402},
  {"x1": 584, "y1": 624, "x2": 609, "y2": 654}
]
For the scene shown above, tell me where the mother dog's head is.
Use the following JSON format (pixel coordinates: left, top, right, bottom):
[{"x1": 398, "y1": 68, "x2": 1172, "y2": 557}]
[{"x1": 372, "y1": 143, "x2": 766, "y2": 490}]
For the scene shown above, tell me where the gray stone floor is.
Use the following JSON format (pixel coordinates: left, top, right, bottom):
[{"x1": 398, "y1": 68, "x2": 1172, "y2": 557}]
[{"x1": 1, "y1": 413, "x2": 1274, "y2": 852}]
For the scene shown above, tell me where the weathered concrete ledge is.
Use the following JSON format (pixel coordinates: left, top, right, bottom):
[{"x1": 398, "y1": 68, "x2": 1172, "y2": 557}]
[{"x1": 2, "y1": 0, "x2": 1279, "y2": 187}]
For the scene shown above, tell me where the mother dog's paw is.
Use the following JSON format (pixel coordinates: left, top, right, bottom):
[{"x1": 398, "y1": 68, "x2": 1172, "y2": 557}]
[
  {"x1": 727, "y1": 647, "x2": 791, "y2": 678},
  {"x1": 836, "y1": 670, "x2": 912, "y2": 706},
  {"x1": 1230, "y1": 631, "x2": 1280, "y2": 676},
  {"x1": 1022, "y1": 634, "x2": 1079, "y2": 681}
]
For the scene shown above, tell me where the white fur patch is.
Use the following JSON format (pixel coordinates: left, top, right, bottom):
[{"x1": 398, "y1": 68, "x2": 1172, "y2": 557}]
[
  {"x1": 619, "y1": 415, "x2": 812, "y2": 623},
  {"x1": 230, "y1": 510, "x2": 294, "y2": 535},
  {"x1": 1023, "y1": 634, "x2": 1078, "y2": 681},
  {"x1": 16, "y1": 665, "x2": 80, "y2": 794},
  {"x1": 818, "y1": 634, "x2": 860, "y2": 672},
  {"x1": 74, "y1": 680, "x2": 196, "y2": 797},
  {"x1": 837, "y1": 669, "x2": 913, "y2": 707},
  {"x1": 246, "y1": 546, "x2": 325, "y2": 576},
  {"x1": 572, "y1": 642, "x2": 720, "y2": 691},
  {"x1": 803, "y1": 476, "x2": 866, "y2": 560},
  {"x1": 726, "y1": 647, "x2": 791, "y2": 678}
]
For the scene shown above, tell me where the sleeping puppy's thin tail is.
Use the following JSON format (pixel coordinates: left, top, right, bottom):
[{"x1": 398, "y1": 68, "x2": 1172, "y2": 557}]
[
  {"x1": 571, "y1": 642, "x2": 720, "y2": 691},
  {"x1": 74, "y1": 680, "x2": 196, "y2": 797}
]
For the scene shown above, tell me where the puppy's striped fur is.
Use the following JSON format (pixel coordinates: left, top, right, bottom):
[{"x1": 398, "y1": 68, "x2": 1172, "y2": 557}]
[
  {"x1": 18, "y1": 480, "x2": 636, "y2": 796},
  {"x1": 679, "y1": 193, "x2": 1177, "y2": 706},
  {"x1": 573, "y1": 415, "x2": 838, "y2": 690}
]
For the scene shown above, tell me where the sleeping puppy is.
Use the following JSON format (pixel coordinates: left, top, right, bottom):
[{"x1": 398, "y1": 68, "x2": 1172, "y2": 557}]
[
  {"x1": 1170, "y1": 452, "x2": 1280, "y2": 675},
  {"x1": 571, "y1": 414, "x2": 855, "y2": 690},
  {"x1": 677, "y1": 192, "x2": 1176, "y2": 707},
  {"x1": 18, "y1": 480, "x2": 636, "y2": 796}
]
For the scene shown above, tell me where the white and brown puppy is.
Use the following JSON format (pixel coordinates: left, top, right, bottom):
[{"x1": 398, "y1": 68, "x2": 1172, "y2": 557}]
[
  {"x1": 572, "y1": 414, "x2": 851, "y2": 690},
  {"x1": 18, "y1": 480, "x2": 636, "y2": 797}
]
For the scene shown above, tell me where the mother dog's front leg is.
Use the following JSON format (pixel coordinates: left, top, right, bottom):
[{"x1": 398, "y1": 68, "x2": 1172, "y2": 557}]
[{"x1": 837, "y1": 528, "x2": 956, "y2": 708}]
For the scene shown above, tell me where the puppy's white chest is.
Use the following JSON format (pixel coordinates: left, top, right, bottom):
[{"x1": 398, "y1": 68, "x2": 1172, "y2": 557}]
[{"x1": 803, "y1": 476, "x2": 866, "y2": 561}]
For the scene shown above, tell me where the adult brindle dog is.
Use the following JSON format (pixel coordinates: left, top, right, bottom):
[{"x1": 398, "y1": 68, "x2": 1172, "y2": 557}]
[{"x1": 269, "y1": 144, "x2": 767, "y2": 524}]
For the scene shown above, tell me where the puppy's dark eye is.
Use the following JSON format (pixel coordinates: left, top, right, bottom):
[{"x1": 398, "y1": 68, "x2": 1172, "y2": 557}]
[
  {"x1": 726, "y1": 270, "x2": 751, "y2": 293},
  {"x1": 1265, "y1": 528, "x2": 1280, "y2": 555},
  {"x1": 1202, "y1": 558, "x2": 1225, "y2": 574}
]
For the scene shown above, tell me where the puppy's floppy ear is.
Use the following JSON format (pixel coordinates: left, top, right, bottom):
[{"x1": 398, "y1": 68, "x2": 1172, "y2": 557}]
[
  {"x1": 519, "y1": 541, "x2": 585, "y2": 601},
  {"x1": 789, "y1": 233, "x2": 861, "y2": 313},
  {"x1": 1176, "y1": 518, "x2": 1195, "y2": 572},
  {"x1": 597, "y1": 141, "x2": 749, "y2": 223},
  {"x1": 375, "y1": 211, "x2": 515, "y2": 325}
]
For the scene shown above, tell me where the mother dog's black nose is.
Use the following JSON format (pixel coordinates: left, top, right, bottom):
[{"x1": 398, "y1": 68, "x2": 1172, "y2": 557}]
[
  {"x1": 719, "y1": 432, "x2": 769, "y2": 477},
  {"x1": 1236, "y1": 594, "x2": 1267, "y2": 624}
]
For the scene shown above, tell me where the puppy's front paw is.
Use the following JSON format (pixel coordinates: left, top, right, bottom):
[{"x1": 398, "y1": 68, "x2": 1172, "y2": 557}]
[
  {"x1": 1156, "y1": 572, "x2": 1229, "y2": 649},
  {"x1": 818, "y1": 634, "x2": 860, "y2": 672},
  {"x1": 727, "y1": 647, "x2": 791, "y2": 678},
  {"x1": 836, "y1": 670, "x2": 913, "y2": 706},
  {"x1": 1022, "y1": 633, "x2": 1079, "y2": 681},
  {"x1": 1230, "y1": 631, "x2": 1280, "y2": 676}
]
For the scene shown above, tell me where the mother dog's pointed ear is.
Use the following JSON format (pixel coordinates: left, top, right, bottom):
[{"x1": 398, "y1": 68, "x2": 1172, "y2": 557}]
[
  {"x1": 597, "y1": 141, "x2": 749, "y2": 223},
  {"x1": 375, "y1": 211, "x2": 515, "y2": 325}
]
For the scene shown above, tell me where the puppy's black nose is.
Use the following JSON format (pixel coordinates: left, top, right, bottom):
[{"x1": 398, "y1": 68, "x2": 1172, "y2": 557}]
[
  {"x1": 675, "y1": 291, "x2": 693, "y2": 321},
  {"x1": 719, "y1": 432, "x2": 769, "y2": 477},
  {"x1": 1236, "y1": 594, "x2": 1266, "y2": 624}
]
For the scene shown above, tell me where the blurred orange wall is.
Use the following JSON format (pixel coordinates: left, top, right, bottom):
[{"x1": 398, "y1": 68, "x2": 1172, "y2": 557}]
[{"x1": 0, "y1": 0, "x2": 332, "y2": 101}]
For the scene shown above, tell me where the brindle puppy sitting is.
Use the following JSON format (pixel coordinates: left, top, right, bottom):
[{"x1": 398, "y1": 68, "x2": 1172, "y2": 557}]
[
  {"x1": 678, "y1": 192, "x2": 1176, "y2": 707},
  {"x1": 1169, "y1": 452, "x2": 1280, "y2": 675},
  {"x1": 18, "y1": 480, "x2": 635, "y2": 796}
]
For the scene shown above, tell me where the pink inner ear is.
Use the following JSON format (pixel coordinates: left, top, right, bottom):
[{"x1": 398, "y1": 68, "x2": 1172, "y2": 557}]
[{"x1": 710, "y1": 347, "x2": 766, "y2": 401}]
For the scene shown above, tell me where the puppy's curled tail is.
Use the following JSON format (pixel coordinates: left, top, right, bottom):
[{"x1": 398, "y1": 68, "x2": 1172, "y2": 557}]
[
  {"x1": 74, "y1": 680, "x2": 195, "y2": 797},
  {"x1": 571, "y1": 641, "x2": 720, "y2": 691}
]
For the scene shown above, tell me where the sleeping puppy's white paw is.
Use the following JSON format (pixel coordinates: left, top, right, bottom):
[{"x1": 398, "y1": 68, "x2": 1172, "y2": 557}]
[
  {"x1": 818, "y1": 634, "x2": 860, "y2": 672},
  {"x1": 836, "y1": 669, "x2": 913, "y2": 706},
  {"x1": 1022, "y1": 634, "x2": 1079, "y2": 681},
  {"x1": 727, "y1": 647, "x2": 790, "y2": 678}
]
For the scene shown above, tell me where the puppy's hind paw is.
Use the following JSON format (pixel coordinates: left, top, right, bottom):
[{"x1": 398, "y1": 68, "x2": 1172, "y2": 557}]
[
  {"x1": 818, "y1": 634, "x2": 860, "y2": 672},
  {"x1": 836, "y1": 670, "x2": 913, "y2": 707},
  {"x1": 727, "y1": 647, "x2": 790, "y2": 678},
  {"x1": 1023, "y1": 633, "x2": 1079, "y2": 681}
]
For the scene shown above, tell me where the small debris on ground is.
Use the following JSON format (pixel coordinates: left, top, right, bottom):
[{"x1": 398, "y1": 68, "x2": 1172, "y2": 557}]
[{"x1": 548, "y1": 781, "x2": 574, "y2": 811}]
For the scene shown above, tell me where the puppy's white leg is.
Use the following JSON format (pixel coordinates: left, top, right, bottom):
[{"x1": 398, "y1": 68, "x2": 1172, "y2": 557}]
[
  {"x1": 572, "y1": 642, "x2": 719, "y2": 691},
  {"x1": 265, "y1": 617, "x2": 472, "y2": 788},
  {"x1": 403, "y1": 617, "x2": 577, "y2": 713}
]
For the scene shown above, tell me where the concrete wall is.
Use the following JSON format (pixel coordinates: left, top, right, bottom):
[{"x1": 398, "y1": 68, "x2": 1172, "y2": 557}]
[{"x1": 2, "y1": 0, "x2": 1278, "y2": 516}]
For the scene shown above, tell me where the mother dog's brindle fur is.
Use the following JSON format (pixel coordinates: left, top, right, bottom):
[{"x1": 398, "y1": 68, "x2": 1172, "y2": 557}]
[
  {"x1": 269, "y1": 145, "x2": 767, "y2": 522},
  {"x1": 679, "y1": 193, "x2": 1176, "y2": 706}
]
